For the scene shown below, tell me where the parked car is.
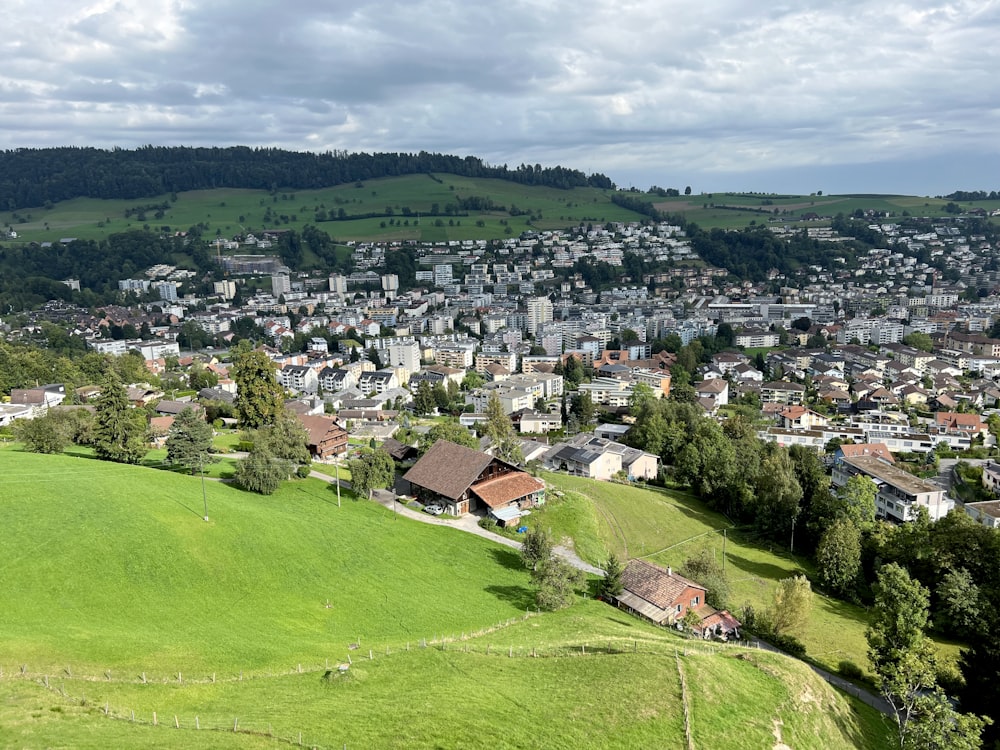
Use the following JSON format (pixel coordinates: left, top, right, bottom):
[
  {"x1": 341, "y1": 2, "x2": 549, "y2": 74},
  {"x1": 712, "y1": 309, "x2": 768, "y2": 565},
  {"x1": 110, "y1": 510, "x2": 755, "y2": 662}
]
[{"x1": 423, "y1": 504, "x2": 444, "y2": 516}]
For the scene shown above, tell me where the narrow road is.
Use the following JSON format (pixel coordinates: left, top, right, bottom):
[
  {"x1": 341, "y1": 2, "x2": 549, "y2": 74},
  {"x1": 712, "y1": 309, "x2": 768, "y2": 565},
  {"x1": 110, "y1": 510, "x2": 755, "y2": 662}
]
[{"x1": 309, "y1": 469, "x2": 604, "y2": 576}]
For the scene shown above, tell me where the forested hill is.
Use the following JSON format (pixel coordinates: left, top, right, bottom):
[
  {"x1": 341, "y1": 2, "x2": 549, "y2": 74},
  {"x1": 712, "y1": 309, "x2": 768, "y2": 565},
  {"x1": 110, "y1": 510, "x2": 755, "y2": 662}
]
[{"x1": 0, "y1": 147, "x2": 615, "y2": 210}]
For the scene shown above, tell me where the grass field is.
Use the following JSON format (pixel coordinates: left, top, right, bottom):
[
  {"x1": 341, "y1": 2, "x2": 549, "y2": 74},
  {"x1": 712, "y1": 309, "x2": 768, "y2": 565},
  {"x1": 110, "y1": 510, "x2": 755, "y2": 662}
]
[
  {"x1": 533, "y1": 473, "x2": 962, "y2": 677},
  {"x1": 3, "y1": 177, "x2": 993, "y2": 247},
  {"x1": 0, "y1": 175, "x2": 645, "y2": 247},
  {"x1": 0, "y1": 446, "x2": 895, "y2": 747},
  {"x1": 0, "y1": 447, "x2": 537, "y2": 675}
]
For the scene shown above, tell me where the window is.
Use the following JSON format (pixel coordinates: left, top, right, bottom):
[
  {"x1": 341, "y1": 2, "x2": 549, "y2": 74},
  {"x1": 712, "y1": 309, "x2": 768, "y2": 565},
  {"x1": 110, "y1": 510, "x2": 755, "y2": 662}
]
[
  {"x1": 691, "y1": 596, "x2": 700, "y2": 606},
  {"x1": 676, "y1": 604, "x2": 682, "y2": 613}
]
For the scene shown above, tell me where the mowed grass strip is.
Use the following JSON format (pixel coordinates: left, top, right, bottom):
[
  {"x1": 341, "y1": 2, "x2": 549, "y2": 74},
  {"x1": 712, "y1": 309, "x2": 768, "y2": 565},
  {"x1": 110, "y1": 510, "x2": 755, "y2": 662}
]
[
  {"x1": 0, "y1": 447, "x2": 532, "y2": 674},
  {"x1": 682, "y1": 650, "x2": 893, "y2": 749}
]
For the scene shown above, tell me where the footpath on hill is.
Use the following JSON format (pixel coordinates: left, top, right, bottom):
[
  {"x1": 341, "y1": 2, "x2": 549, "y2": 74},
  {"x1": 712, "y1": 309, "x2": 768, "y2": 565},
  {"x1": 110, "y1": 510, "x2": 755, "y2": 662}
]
[{"x1": 308, "y1": 468, "x2": 890, "y2": 716}]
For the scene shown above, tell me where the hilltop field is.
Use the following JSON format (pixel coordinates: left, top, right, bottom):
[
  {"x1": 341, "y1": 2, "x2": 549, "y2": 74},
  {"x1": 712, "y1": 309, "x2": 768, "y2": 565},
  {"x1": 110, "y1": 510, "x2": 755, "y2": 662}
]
[
  {"x1": 0, "y1": 175, "x2": 987, "y2": 247},
  {"x1": 0, "y1": 446, "x2": 894, "y2": 748}
]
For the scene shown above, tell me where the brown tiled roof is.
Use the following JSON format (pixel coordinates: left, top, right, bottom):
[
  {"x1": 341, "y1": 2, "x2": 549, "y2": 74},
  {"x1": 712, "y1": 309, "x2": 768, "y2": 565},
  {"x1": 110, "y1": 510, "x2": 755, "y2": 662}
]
[
  {"x1": 402, "y1": 440, "x2": 493, "y2": 501},
  {"x1": 471, "y1": 473, "x2": 544, "y2": 509},
  {"x1": 694, "y1": 605, "x2": 742, "y2": 633},
  {"x1": 297, "y1": 414, "x2": 346, "y2": 446},
  {"x1": 149, "y1": 416, "x2": 174, "y2": 434},
  {"x1": 621, "y1": 559, "x2": 706, "y2": 611}
]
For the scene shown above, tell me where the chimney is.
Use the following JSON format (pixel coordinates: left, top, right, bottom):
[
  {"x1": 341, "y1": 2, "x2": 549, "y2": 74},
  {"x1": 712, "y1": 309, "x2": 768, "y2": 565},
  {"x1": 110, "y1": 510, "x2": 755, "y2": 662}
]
[{"x1": 667, "y1": 566, "x2": 672, "y2": 576}]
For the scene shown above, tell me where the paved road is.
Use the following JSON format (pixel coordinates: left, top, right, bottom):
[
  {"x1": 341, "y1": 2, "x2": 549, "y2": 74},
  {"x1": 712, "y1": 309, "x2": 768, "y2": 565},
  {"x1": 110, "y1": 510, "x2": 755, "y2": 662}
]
[{"x1": 309, "y1": 469, "x2": 604, "y2": 576}]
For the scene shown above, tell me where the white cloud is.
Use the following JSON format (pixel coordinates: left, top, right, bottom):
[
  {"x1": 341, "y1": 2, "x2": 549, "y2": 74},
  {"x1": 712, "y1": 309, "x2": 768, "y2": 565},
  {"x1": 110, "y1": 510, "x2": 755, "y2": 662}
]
[{"x1": 1, "y1": 0, "x2": 998, "y2": 193}]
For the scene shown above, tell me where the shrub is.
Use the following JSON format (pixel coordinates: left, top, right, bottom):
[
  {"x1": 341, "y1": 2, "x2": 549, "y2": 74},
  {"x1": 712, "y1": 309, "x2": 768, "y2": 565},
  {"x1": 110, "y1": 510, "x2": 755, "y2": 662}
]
[
  {"x1": 838, "y1": 660, "x2": 865, "y2": 680},
  {"x1": 769, "y1": 633, "x2": 807, "y2": 659},
  {"x1": 296, "y1": 465, "x2": 311, "y2": 479}
]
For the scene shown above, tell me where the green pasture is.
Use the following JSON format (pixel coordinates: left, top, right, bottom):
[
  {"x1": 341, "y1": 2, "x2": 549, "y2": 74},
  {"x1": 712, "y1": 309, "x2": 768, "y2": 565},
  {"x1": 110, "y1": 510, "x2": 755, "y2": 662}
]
[
  {"x1": 0, "y1": 446, "x2": 535, "y2": 675},
  {"x1": 0, "y1": 447, "x2": 895, "y2": 748},
  {"x1": 0, "y1": 599, "x2": 893, "y2": 749},
  {"x1": 535, "y1": 472, "x2": 961, "y2": 676},
  {"x1": 0, "y1": 175, "x2": 645, "y2": 245},
  {"x1": 7, "y1": 176, "x2": 986, "y2": 246}
]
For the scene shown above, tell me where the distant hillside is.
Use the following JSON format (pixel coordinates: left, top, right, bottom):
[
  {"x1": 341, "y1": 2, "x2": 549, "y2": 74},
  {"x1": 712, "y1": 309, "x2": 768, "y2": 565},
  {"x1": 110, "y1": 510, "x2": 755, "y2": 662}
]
[{"x1": 0, "y1": 146, "x2": 615, "y2": 210}]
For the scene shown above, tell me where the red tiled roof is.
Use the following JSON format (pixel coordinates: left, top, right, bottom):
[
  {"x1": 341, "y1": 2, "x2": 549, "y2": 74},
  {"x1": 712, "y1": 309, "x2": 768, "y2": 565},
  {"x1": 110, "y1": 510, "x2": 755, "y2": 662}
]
[
  {"x1": 471, "y1": 473, "x2": 544, "y2": 509},
  {"x1": 839, "y1": 443, "x2": 895, "y2": 463}
]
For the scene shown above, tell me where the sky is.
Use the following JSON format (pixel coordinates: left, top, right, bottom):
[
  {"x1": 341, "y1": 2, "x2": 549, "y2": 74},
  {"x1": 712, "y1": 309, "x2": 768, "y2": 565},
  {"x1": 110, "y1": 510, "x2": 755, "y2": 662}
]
[{"x1": 2, "y1": 0, "x2": 999, "y2": 196}]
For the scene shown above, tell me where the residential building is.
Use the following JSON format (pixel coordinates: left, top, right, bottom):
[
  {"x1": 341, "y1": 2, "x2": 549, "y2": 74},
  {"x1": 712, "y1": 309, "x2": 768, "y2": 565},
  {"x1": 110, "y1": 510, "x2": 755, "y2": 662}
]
[{"x1": 831, "y1": 455, "x2": 952, "y2": 522}]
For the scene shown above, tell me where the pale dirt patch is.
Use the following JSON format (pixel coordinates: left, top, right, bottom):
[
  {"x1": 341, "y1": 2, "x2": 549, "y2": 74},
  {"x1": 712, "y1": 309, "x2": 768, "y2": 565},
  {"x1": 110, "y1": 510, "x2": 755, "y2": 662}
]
[{"x1": 772, "y1": 718, "x2": 793, "y2": 750}]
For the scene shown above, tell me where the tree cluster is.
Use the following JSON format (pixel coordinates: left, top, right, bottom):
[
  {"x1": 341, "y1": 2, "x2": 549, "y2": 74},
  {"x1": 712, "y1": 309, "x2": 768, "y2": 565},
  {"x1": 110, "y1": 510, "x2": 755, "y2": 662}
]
[{"x1": 0, "y1": 147, "x2": 615, "y2": 211}]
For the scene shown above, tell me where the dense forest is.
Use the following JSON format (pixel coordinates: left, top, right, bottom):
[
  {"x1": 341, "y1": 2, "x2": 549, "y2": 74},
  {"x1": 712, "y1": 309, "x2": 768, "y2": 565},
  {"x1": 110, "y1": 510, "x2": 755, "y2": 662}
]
[{"x1": 0, "y1": 147, "x2": 615, "y2": 211}]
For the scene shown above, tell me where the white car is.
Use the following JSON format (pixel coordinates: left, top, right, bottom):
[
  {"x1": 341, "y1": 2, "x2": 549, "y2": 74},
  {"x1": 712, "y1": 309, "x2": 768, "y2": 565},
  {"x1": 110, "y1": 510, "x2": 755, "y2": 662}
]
[{"x1": 423, "y1": 504, "x2": 444, "y2": 516}]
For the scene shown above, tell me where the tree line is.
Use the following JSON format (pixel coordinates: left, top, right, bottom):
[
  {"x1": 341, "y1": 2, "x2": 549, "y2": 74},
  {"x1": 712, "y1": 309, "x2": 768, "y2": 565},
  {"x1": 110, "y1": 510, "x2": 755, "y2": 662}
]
[{"x1": 0, "y1": 147, "x2": 615, "y2": 211}]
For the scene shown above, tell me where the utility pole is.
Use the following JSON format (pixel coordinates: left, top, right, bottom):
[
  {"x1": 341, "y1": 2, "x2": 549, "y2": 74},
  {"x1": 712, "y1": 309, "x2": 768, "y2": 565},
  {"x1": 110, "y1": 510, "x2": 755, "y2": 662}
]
[
  {"x1": 722, "y1": 528, "x2": 727, "y2": 572},
  {"x1": 335, "y1": 455, "x2": 341, "y2": 507},
  {"x1": 200, "y1": 457, "x2": 209, "y2": 521}
]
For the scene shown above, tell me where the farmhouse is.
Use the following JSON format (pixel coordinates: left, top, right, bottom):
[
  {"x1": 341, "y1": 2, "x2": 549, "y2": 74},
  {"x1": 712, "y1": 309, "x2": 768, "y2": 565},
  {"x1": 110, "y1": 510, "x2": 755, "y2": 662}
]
[
  {"x1": 296, "y1": 414, "x2": 348, "y2": 460},
  {"x1": 403, "y1": 439, "x2": 544, "y2": 521},
  {"x1": 613, "y1": 559, "x2": 741, "y2": 638}
]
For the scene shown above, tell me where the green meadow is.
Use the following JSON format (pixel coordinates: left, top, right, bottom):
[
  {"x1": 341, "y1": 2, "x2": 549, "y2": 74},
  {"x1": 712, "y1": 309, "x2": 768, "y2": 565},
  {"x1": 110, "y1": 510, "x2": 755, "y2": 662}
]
[
  {"x1": 0, "y1": 175, "x2": 644, "y2": 246},
  {"x1": 3, "y1": 176, "x2": 990, "y2": 247},
  {"x1": 0, "y1": 446, "x2": 894, "y2": 747},
  {"x1": 533, "y1": 473, "x2": 962, "y2": 677}
]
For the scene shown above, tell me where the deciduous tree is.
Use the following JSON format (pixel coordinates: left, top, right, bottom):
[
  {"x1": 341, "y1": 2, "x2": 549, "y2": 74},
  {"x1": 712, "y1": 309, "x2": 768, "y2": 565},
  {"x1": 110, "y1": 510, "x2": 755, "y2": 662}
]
[
  {"x1": 232, "y1": 344, "x2": 284, "y2": 429},
  {"x1": 521, "y1": 527, "x2": 553, "y2": 572},
  {"x1": 348, "y1": 448, "x2": 395, "y2": 500},
  {"x1": 816, "y1": 518, "x2": 862, "y2": 598},
  {"x1": 484, "y1": 391, "x2": 522, "y2": 465},
  {"x1": 867, "y1": 563, "x2": 938, "y2": 747},
  {"x1": 235, "y1": 444, "x2": 287, "y2": 495},
  {"x1": 532, "y1": 555, "x2": 585, "y2": 611},
  {"x1": 680, "y1": 548, "x2": 730, "y2": 609},
  {"x1": 12, "y1": 413, "x2": 70, "y2": 454},
  {"x1": 769, "y1": 575, "x2": 812, "y2": 637},
  {"x1": 419, "y1": 421, "x2": 478, "y2": 454}
]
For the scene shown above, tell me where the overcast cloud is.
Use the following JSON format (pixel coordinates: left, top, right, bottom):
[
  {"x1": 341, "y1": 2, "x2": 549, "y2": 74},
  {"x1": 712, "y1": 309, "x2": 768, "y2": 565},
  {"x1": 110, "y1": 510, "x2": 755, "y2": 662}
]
[{"x1": 2, "y1": 0, "x2": 999, "y2": 194}]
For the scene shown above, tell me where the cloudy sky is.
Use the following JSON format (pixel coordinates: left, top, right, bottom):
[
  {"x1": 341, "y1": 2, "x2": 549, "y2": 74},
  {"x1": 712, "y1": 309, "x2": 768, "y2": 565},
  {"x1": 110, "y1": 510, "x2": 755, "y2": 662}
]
[{"x1": 3, "y1": 0, "x2": 999, "y2": 194}]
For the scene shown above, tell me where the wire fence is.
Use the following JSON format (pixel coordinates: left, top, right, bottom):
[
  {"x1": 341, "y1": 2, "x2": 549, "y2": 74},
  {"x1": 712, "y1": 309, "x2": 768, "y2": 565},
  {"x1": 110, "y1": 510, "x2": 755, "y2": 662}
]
[{"x1": 11, "y1": 618, "x2": 887, "y2": 749}]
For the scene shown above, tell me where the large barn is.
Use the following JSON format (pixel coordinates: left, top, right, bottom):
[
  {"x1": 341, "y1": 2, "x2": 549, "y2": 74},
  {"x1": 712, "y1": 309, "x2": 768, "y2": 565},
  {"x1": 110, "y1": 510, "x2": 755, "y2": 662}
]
[{"x1": 402, "y1": 439, "x2": 544, "y2": 522}]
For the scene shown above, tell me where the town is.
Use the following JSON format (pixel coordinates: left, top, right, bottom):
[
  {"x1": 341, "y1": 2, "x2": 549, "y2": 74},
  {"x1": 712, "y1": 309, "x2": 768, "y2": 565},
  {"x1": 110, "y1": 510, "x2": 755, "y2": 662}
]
[{"x1": 4, "y1": 202, "x2": 1000, "y2": 748}]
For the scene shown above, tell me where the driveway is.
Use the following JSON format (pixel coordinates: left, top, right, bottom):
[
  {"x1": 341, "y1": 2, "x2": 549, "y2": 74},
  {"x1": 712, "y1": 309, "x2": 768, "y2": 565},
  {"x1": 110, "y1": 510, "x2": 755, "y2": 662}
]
[{"x1": 309, "y1": 470, "x2": 603, "y2": 576}]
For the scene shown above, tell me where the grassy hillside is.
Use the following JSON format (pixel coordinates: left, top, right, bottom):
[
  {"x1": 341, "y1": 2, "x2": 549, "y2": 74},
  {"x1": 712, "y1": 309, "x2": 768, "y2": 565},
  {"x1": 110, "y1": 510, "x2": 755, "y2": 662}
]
[
  {"x1": 3, "y1": 176, "x2": 993, "y2": 246},
  {"x1": 0, "y1": 446, "x2": 894, "y2": 747},
  {"x1": 533, "y1": 473, "x2": 962, "y2": 678},
  {"x1": 0, "y1": 175, "x2": 644, "y2": 246},
  {"x1": 0, "y1": 447, "x2": 535, "y2": 674}
]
